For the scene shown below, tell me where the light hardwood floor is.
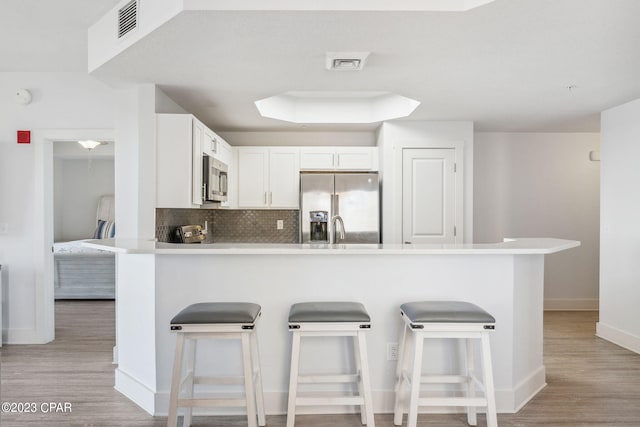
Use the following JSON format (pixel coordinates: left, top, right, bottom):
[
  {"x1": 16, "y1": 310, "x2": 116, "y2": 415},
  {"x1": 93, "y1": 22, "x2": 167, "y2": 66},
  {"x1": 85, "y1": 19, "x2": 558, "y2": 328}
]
[{"x1": 2, "y1": 302, "x2": 640, "y2": 426}]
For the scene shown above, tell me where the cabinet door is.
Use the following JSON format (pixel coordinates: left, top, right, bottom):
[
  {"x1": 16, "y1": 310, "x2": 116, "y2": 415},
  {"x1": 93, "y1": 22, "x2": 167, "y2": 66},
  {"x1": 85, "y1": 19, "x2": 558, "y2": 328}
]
[
  {"x1": 216, "y1": 138, "x2": 233, "y2": 208},
  {"x1": 402, "y1": 148, "x2": 456, "y2": 244},
  {"x1": 238, "y1": 148, "x2": 269, "y2": 207},
  {"x1": 335, "y1": 147, "x2": 375, "y2": 170},
  {"x1": 203, "y1": 128, "x2": 218, "y2": 157},
  {"x1": 300, "y1": 148, "x2": 335, "y2": 170},
  {"x1": 269, "y1": 148, "x2": 300, "y2": 208},
  {"x1": 192, "y1": 119, "x2": 205, "y2": 205},
  {"x1": 156, "y1": 114, "x2": 194, "y2": 208}
]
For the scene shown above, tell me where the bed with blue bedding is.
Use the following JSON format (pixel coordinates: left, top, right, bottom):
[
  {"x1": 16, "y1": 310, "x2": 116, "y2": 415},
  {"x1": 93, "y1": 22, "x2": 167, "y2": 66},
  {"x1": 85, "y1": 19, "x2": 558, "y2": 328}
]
[{"x1": 53, "y1": 195, "x2": 115, "y2": 299}]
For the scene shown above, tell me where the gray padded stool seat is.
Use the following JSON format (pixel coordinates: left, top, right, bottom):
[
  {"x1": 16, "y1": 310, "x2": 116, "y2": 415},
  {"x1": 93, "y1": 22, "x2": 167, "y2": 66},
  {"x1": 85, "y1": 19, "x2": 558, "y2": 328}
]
[
  {"x1": 400, "y1": 301, "x2": 495, "y2": 325},
  {"x1": 288, "y1": 301, "x2": 371, "y2": 323},
  {"x1": 170, "y1": 302, "x2": 261, "y2": 326},
  {"x1": 394, "y1": 301, "x2": 497, "y2": 427},
  {"x1": 167, "y1": 302, "x2": 265, "y2": 427},
  {"x1": 286, "y1": 301, "x2": 375, "y2": 427}
]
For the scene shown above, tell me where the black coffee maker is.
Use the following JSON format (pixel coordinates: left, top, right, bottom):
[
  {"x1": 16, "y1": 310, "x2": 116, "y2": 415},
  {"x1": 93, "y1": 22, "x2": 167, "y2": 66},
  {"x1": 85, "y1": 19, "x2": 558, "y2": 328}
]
[{"x1": 309, "y1": 211, "x2": 328, "y2": 242}]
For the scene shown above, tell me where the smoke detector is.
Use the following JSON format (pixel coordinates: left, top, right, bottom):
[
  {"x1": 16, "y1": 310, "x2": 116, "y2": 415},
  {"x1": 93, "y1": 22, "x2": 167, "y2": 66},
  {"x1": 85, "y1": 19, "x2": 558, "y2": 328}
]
[{"x1": 326, "y1": 52, "x2": 370, "y2": 71}]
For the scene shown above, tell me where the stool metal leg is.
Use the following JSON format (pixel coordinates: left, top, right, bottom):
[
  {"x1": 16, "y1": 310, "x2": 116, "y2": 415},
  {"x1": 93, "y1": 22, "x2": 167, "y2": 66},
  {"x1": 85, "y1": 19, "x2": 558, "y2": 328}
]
[
  {"x1": 167, "y1": 333, "x2": 185, "y2": 427},
  {"x1": 286, "y1": 331, "x2": 301, "y2": 427},
  {"x1": 241, "y1": 333, "x2": 258, "y2": 427},
  {"x1": 407, "y1": 332, "x2": 424, "y2": 427},
  {"x1": 481, "y1": 333, "x2": 498, "y2": 427},
  {"x1": 393, "y1": 323, "x2": 409, "y2": 426},
  {"x1": 250, "y1": 330, "x2": 266, "y2": 427},
  {"x1": 465, "y1": 338, "x2": 477, "y2": 426},
  {"x1": 357, "y1": 330, "x2": 376, "y2": 427}
]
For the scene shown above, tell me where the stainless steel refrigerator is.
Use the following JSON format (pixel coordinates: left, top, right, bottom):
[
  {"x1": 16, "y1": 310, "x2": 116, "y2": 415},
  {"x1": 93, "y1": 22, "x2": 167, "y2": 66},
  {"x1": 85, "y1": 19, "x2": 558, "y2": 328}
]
[{"x1": 300, "y1": 172, "x2": 380, "y2": 244}]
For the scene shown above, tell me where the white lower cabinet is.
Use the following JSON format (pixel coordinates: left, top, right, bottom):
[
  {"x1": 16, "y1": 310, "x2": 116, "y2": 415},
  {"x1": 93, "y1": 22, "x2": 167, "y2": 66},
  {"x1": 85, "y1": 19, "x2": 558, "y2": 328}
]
[{"x1": 237, "y1": 147, "x2": 300, "y2": 208}]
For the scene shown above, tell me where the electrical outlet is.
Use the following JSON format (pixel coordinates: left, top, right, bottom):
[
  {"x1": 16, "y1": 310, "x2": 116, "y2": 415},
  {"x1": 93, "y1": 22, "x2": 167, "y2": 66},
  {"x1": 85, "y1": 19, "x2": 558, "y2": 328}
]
[
  {"x1": 387, "y1": 343, "x2": 398, "y2": 361},
  {"x1": 277, "y1": 220, "x2": 284, "y2": 230}
]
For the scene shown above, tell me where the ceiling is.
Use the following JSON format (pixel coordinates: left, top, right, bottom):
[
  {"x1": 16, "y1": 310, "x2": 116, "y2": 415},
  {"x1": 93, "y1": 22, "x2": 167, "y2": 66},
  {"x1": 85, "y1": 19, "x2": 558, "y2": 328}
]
[
  {"x1": 5, "y1": 0, "x2": 640, "y2": 133},
  {"x1": 0, "y1": 0, "x2": 121, "y2": 72}
]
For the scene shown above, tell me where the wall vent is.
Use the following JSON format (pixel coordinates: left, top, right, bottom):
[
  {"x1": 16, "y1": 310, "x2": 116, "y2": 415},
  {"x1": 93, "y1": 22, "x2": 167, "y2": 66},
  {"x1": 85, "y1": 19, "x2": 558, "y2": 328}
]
[{"x1": 117, "y1": 0, "x2": 138, "y2": 39}]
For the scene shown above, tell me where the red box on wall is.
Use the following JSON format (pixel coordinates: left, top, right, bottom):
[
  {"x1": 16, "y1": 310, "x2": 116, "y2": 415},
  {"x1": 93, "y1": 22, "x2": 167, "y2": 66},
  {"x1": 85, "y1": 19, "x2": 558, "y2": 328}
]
[{"x1": 17, "y1": 130, "x2": 31, "y2": 144}]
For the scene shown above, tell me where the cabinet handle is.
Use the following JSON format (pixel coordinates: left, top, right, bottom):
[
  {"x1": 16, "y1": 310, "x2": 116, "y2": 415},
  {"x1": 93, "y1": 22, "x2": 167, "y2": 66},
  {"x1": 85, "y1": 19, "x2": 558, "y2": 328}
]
[
  {"x1": 269, "y1": 192, "x2": 273, "y2": 205},
  {"x1": 264, "y1": 192, "x2": 267, "y2": 205},
  {"x1": 336, "y1": 154, "x2": 340, "y2": 168}
]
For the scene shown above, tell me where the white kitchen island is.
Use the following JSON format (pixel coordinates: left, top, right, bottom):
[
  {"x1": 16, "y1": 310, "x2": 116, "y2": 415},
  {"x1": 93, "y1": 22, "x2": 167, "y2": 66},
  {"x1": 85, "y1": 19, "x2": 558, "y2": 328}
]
[{"x1": 87, "y1": 238, "x2": 579, "y2": 417}]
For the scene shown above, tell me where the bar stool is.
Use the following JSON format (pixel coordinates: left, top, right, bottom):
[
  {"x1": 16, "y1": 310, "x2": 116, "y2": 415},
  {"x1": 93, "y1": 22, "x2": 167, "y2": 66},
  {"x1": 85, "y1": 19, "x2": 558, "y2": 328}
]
[
  {"x1": 286, "y1": 301, "x2": 376, "y2": 427},
  {"x1": 167, "y1": 302, "x2": 265, "y2": 427},
  {"x1": 393, "y1": 301, "x2": 497, "y2": 427}
]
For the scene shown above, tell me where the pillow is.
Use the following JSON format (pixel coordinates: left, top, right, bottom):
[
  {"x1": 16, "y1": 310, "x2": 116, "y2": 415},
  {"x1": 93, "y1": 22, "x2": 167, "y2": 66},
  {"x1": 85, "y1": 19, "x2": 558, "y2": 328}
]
[{"x1": 93, "y1": 220, "x2": 116, "y2": 239}]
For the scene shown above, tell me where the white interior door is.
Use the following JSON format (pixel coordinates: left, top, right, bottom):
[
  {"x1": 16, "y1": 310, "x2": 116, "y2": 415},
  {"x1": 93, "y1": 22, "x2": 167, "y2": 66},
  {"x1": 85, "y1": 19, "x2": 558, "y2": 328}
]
[{"x1": 402, "y1": 148, "x2": 456, "y2": 244}]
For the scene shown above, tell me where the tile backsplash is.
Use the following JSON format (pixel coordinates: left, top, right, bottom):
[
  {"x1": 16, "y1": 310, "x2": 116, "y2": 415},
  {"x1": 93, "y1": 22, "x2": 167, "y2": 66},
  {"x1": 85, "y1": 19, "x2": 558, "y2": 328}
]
[{"x1": 156, "y1": 208, "x2": 299, "y2": 243}]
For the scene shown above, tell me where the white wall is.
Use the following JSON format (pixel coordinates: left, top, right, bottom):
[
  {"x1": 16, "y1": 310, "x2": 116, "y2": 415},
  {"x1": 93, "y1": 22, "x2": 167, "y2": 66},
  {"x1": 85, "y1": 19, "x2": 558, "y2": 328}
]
[
  {"x1": 53, "y1": 158, "x2": 115, "y2": 241},
  {"x1": 474, "y1": 132, "x2": 600, "y2": 310},
  {"x1": 0, "y1": 72, "x2": 114, "y2": 342},
  {"x1": 114, "y1": 85, "x2": 185, "y2": 241},
  {"x1": 597, "y1": 98, "x2": 640, "y2": 353}
]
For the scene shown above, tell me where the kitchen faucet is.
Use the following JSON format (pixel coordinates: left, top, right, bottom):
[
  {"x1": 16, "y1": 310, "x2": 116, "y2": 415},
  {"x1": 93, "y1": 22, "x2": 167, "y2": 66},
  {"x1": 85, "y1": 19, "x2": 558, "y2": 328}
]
[{"x1": 330, "y1": 215, "x2": 345, "y2": 244}]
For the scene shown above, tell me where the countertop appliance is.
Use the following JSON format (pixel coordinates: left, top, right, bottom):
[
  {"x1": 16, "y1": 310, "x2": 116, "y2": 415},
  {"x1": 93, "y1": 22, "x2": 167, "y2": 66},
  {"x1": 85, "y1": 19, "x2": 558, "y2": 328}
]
[
  {"x1": 300, "y1": 172, "x2": 380, "y2": 244},
  {"x1": 202, "y1": 154, "x2": 228, "y2": 203},
  {"x1": 176, "y1": 225, "x2": 207, "y2": 243}
]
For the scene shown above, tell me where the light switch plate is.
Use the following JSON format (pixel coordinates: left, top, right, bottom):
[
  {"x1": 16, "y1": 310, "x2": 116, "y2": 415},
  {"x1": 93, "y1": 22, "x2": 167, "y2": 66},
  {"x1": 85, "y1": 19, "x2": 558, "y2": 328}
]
[{"x1": 277, "y1": 220, "x2": 284, "y2": 230}]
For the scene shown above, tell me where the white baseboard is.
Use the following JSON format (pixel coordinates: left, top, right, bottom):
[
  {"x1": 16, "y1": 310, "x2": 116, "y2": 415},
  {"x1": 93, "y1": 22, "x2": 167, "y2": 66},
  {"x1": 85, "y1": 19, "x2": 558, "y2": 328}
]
[
  {"x1": 511, "y1": 366, "x2": 547, "y2": 412},
  {"x1": 151, "y1": 382, "x2": 539, "y2": 416},
  {"x1": 114, "y1": 368, "x2": 156, "y2": 415},
  {"x1": 544, "y1": 298, "x2": 599, "y2": 311},
  {"x1": 4, "y1": 327, "x2": 46, "y2": 344},
  {"x1": 596, "y1": 322, "x2": 640, "y2": 354}
]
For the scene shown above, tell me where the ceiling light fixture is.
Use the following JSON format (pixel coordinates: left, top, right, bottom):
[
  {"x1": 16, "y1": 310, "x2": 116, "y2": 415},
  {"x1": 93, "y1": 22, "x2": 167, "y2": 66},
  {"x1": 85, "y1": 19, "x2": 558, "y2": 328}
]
[{"x1": 77, "y1": 140, "x2": 104, "y2": 151}]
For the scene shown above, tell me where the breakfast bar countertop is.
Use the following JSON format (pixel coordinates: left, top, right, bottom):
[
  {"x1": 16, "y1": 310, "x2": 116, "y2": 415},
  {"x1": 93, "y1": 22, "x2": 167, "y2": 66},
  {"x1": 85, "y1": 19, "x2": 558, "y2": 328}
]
[
  {"x1": 106, "y1": 235, "x2": 580, "y2": 417},
  {"x1": 85, "y1": 237, "x2": 579, "y2": 255}
]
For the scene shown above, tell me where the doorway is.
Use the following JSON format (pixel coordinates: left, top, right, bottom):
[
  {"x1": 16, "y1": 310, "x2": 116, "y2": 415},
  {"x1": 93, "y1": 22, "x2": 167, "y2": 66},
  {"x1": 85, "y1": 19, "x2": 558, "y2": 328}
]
[
  {"x1": 53, "y1": 141, "x2": 115, "y2": 300},
  {"x1": 31, "y1": 129, "x2": 114, "y2": 344}
]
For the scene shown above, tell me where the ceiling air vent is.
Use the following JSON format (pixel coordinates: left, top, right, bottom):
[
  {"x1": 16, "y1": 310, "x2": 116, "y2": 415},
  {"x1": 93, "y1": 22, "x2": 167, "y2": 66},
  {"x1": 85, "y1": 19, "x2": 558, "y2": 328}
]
[
  {"x1": 325, "y1": 52, "x2": 371, "y2": 71},
  {"x1": 118, "y1": 0, "x2": 138, "y2": 39}
]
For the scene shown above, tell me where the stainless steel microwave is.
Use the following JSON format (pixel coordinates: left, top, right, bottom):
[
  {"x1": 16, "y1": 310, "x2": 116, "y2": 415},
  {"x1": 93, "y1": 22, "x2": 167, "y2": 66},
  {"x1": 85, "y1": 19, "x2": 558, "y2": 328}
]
[{"x1": 202, "y1": 154, "x2": 228, "y2": 203}]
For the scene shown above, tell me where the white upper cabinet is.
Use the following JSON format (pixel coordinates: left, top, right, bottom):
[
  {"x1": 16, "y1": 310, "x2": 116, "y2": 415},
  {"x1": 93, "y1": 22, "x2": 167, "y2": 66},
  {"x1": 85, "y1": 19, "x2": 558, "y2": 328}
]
[
  {"x1": 269, "y1": 148, "x2": 300, "y2": 208},
  {"x1": 157, "y1": 114, "x2": 197, "y2": 208},
  {"x1": 157, "y1": 114, "x2": 232, "y2": 208},
  {"x1": 237, "y1": 147, "x2": 300, "y2": 209},
  {"x1": 237, "y1": 148, "x2": 269, "y2": 208},
  {"x1": 299, "y1": 148, "x2": 335, "y2": 170},
  {"x1": 191, "y1": 118, "x2": 205, "y2": 205},
  {"x1": 300, "y1": 147, "x2": 378, "y2": 171}
]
